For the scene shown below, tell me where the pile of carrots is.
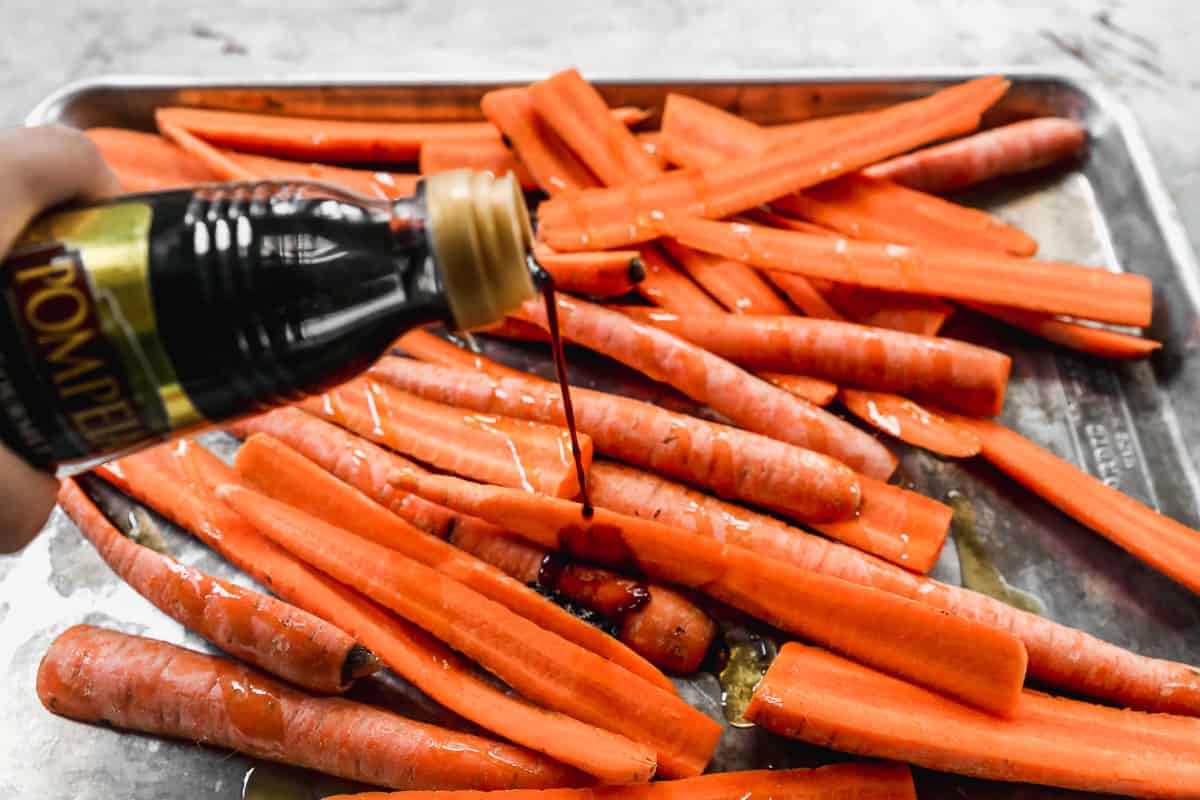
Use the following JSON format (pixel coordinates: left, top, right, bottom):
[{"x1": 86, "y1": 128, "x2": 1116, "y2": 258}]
[{"x1": 37, "y1": 68, "x2": 1200, "y2": 799}]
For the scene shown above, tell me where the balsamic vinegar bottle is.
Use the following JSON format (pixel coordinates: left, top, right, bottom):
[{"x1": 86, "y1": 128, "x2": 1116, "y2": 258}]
[{"x1": 0, "y1": 169, "x2": 536, "y2": 472}]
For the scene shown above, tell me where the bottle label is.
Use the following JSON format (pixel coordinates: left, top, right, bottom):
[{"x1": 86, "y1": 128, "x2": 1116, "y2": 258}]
[{"x1": 1, "y1": 202, "x2": 203, "y2": 464}]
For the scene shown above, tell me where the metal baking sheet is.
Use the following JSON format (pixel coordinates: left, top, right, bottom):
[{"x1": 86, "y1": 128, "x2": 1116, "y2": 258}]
[{"x1": 4, "y1": 71, "x2": 1198, "y2": 799}]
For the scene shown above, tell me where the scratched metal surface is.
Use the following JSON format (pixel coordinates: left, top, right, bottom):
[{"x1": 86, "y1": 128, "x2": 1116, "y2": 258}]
[{"x1": 1, "y1": 73, "x2": 1198, "y2": 799}]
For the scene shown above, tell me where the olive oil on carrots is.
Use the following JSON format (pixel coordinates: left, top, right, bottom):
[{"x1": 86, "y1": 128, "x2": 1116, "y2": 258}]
[{"x1": 947, "y1": 490, "x2": 1045, "y2": 615}]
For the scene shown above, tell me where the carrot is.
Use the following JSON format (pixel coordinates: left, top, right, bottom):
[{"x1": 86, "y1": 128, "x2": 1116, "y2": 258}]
[
  {"x1": 223, "y1": 150, "x2": 420, "y2": 199},
  {"x1": 758, "y1": 373, "x2": 839, "y2": 406},
  {"x1": 761, "y1": 271, "x2": 848, "y2": 320},
  {"x1": 865, "y1": 117, "x2": 1089, "y2": 193},
  {"x1": 393, "y1": 469, "x2": 1029, "y2": 716},
  {"x1": 420, "y1": 139, "x2": 537, "y2": 189},
  {"x1": 633, "y1": 245, "x2": 723, "y2": 311},
  {"x1": 839, "y1": 389, "x2": 982, "y2": 458},
  {"x1": 157, "y1": 118, "x2": 259, "y2": 181},
  {"x1": 746, "y1": 643, "x2": 1200, "y2": 799},
  {"x1": 156, "y1": 106, "x2": 499, "y2": 163},
  {"x1": 635, "y1": 132, "x2": 669, "y2": 170},
  {"x1": 659, "y1": 239, "x2": 794, "y2": 315},
  {"x1": 766, "y1": 108, "x2": 887, "y2": 148},
  {"x1": 537, "y1": 76, "x2": 1011, "y2": 251},
  {"x1": 530, "y1": 69, "x2": 660, "y2": 185},
  {"x1": 302, "y1": 378, "x2": 592, "y2": 498},
  {"x1": 216, "y1": 481, "x2": 720, "y2": 778},
  {"x1": 963, "y1": 300, "x2": 1162, "y2": 359},
  {"x1": 657, "y1": 92, "x2": 771, "y2": 168},
  {"x1": 519, "y1": 294, "x2": 896, "y2": 482},
  {"x1": 615, "y1": 586, "x2": 717, "y2": 675},
  {"x1": 370, "y1": 359, "x2": 865, "y2": 528},
  {"x1": 481, "y1": 88, "x2": 599, "y2": 195},
  {"x1": 394, "y1": 329, "x2": 531, "y2": 380},
  {"x1": 617, "y1": 308, "x2": 1011, "y2": 417},
  {"x1": 479, "y1": 316, "x2": 554, "y2": 343},
  {"x1": 85, "y1": 128, "x2": 220, "y2": 191},
  {"x1": 670, "y1": 217, "x2": 1153, "y2": 327},
  {"x1": 38, "y1": 625, "x2": 582, "y2": 790},
  {"x1": 586, "y1": 461, "x2": 1200, "y2": 715},
  {"x1": 814, "y1": 282, "x2": 954, "y2": 336},
  {"x1": 946, "y1": 414, "x2": 1200, "y2": 596},
  {"x1": 326, "y1": 763, "x2": 918, "y2": 800},
  {"x1": 533, "y1": 245, "x2": 646, "y2": 297},
  {"x1": 233, "y1": 429, "x2": 677, "y2": 688},
  {"x1": 58, "y1": 477, "x2": 377, "y2": 694}
]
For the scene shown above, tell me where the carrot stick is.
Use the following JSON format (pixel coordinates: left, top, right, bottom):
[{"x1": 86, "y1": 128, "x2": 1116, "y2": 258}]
[
  {"x1": 38, "y1": 625, "x2": 586, "y2": 790},
  {"x1": 617, "y1": 309, "x2": 1011, "y2": 417},
  {"x1": 58, "y1": 478, "x2": 376, "y2": 694},
  {"x1": 659, "y1": 239, "x2": 794, "y2": 315},
  {"x1": 216, "y1": 481, "x2": 719, "y2": 778},
  {"x1": 839, "y1": 389, "x2": 982, "y2": 458},
  {"x1": 157, "y1": 119, "x2": 258, "y2": 180},
  {"x1": 518, "y1": 294, "x2": 895, "y2": 482},
  {"x1": 670, "y1": 217, "x2": 1153, "y2": 327},
  {"x1": 533, "y1": 245, "x2": 646, "y2": 297},
  {"x1": 633, "y1": 245, "x2": 723, "y2": 311},
  {"x1": 223, "y1": 150, "x2": 420, "y2": 199},
  {"x1": 420, "y1": 139, "x2": 537, "y2": 189},
  {"x1": 394, "y1": 329, "x2": 531, "y2": 379},
  {"x1": 233, "y1": 430, "x2": 678, "y2": 688},
  {"x1": 85, "y1": 128, "x2": 220, "y2": 191},
  {"x1": 865, "y1": 117, "x2": 1089, "y2": 193},
  {"x1": 758, "y1": 373, "x2": 839, "y2": 406},
  {"x1": 327, "y1": 763, "x2": 918, "y2": 800},
  {"x1": 530, "y1": 69, "x2": 660, "y2": 185},
  {"x1": 370, "y1": 359, "x2": 865, "y2": 529},
  {"x1": 537, "y1": 76, "x2": 1011, "y2": 251},
  {"x1": 746, "y1": 643, "x2": 1200, "y2": 799},
  {"x1": 156, "y1": 107, "x2": 499, "y2": 163},
  {"x1": 658, "y1": 92, "x2": 771, "y2": 168},
  {"x1": 635, "y1": 132, "x2": 669, "y2": 170},
  {"x1": 393, "y1": 469, "x2": 1028, "y2": 716},
  {"x1": 760, "y1": 270, "x2": 848, "y2": 320},
  {"x1": 586, "y1": 461, "x2": 1200, "y2": 715},
  {"x1": 962, "y1": 300, "x2": 1162, "y2": 359},
  {"x1": 481, "y1": 88, "x2": 599, "y2": 195},
  {"x1": 947, "y1": 414, "x2": 1200, "y2": 596},
  {"x1": 765, "y1": 108, "x2": 887, "y2": 148},
  {"x1": 301, "y1": 378, "x2": 592, "y2": 498}
]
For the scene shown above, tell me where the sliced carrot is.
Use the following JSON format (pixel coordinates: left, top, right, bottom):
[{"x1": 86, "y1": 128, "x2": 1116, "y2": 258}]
[
  {"x1": 533, "y1": 244, "x2": 645, "y2": 297},
  {"x1": 394, "y1": 469, "x2": 1028, "y2": 716},
  {"x1": 393, "y1": 329, "x2": 530, "y2": 379},
  {"x1": 538, "y1": 76, "x2": 1011, "y2": 251},
  {"x1": 226, "y1": 408, "x2": 673, "y2": 692},
  {"x1": 327, "y1": 763, "x2": 917, "y2": 800},
  {"x1": 814, "y1": 281, "x2": 954, "y2": 336},
  {"x1": 633, "y1": 244, "x2": 723, "y2": 311},
  {"x1": 617, "y1": 308, "x2": 1011, "y2": 417},
  {"x1": 85, "y1": 128, "x2": 220, "y2": 191},
  {"x1": 217, "y1": 481, "x2": 719, "y2": 778},
  {"x1": 765, "y1": 108, "x2": 886, "y2": 148},
  {"x1": 302, "y1": 378, "x2": 591, "y2": 498},
  {"x1": 865, "y1": 117, "x2": 1089, "y2": 192},
  {"x1": 947, "y1": 414, "x2": 1200, "y2": 596},
  {"x1": 659, "y1": 238, "x2": 794, "y2": 315},
  {"x1": 480, "y1": 316, "x2": 555, "y2": 343},
  {"x1": 670, "y1": 218, "x2": 1152, "y2": 327},
  {"x1": 586, "y1": 461, "x2": 1200, "y2": 714},
  {"x1": 635, "y1": 132, "x2": 670, "y2": 170},
  {"x1": 156, "y1": 107, "x2": 499, "y2": 162},
  {"x1": 58, "y1": 478, "x2": 376, "y2": 694},
  {"x1": 519, "y1": 294, "x2": 895, "y2": 482},
  {"x1": 757, "y1": 373, "x2": 838, "y2": 406},
  {"x1": 157, "y1": 118, "x2": 258, "y2": 180},
  {"x1": 963, "y1": 300, "x2": 1162, "y2": 359},
  {"x1": 839, "y1": 389, "x2": 982, "y2": 457},
  {"x1": 747, "y1": 642, "x2": 1200, "y2": 798},
  {"x1": 419, "y1": 139, "x2": 537, "y2": 189},
  {"x1": 38, "y1": 625, "x2": 585, "y2": 791},
  {"x1": 224, "y1": 150, "x2": 420, "y2": 199},
  {"x1": 481, "y1": 87, "x2": 599, "y2": 195}
]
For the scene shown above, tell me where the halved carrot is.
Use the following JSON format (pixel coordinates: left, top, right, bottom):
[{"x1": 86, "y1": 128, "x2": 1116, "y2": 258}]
[
  {"x1": 327, "y1": 763, "x2": 918, "y2": 800},
  {"x1": 839, "y1": 389, "x2": 983, "y2": 458},
  {"x1": 538, "y1": 76, "x2": 1010, "y2": 251},
  {"x1": 947, "y1": 414, "x2": 1200, "y2": 596},
  {"x1": 85, "y1": 128, "x2": 220, "y2": 191},
  {"x1": 747, "y1": 642, "x2": 1200, "y2": 798},
  {"x1": 226, "y1": 408, "x2": 674, "y2": 692},
  {"x1": 38, "y1": 625, "x2": 585, "y2": 791},
  {"x1": 963, "y1": 300, "x2": 1162, "y2": 359},
  {"x1": 659, "y1": 239, "x2": 794, "y2": 315},
  {"x1": 518, "y1": 294, "x2": 895, "y2": 482},
  {"x1": 393, "y1": 469, "x2": 1028, "y2": 716},
  {"x1": 587, "y1": 461, "x2": 1200, "y2": 715},
  {"x1": 481, "y1": 87, "x2": 599, "y2": 195},
  {"x1": 658, "y1": 92, "x2": 771, "y2": 168},
  {"x1": 94, "y1": 444, "x2": 624, "y2": 779},
  {"x1": 157, "y1": 118, "x2": 258, "y2": 180},
  {"x1": 58, "y1": 478, "x2": 377, "y2": 694},
  {"x1": 633, "y1": 245, "x2": 723, "y2": 311},
  {"x1": 765, "y1": 108, "x2": 886, "y2": 148},
  {"x1": 224, "y1": 150, "x2": 420, "y2": 199},
  {"x1": 533, "y1": 245, "x2": 646, "y2": 297},
  {"x1": 636, "y1": 132, "x2": 670, "y2": 170},
  {"x1": 758, "y1": 373, "x2": 839, "y2": 406},
  {"x1": 865, "y1": 117, "x2": 1089, "y2": 193},
  {"x1": 617, "y1": 308, "x2": 1011, "y2": 417},
  {"x1": 393, "y1": 329, "x2": 530, "y2": 379},
  {"x1": 420, "y1": 139, "x2": 537, "y2": 189},
  {"x1": 302, "y1": 378, "x2": 592, "y2": 498},
  {"x1": 369, "y1": 359, "x2": 866, "y2": 531},
  {"x1": 156, "y1": 107, "x2": 499, "y2": 162},
  {"x1": 670, "y1": 218, "x2": 1152, "y2": 327},
  {"x1": 217, "y1": 481, "x2": 719, "y2": 778}
]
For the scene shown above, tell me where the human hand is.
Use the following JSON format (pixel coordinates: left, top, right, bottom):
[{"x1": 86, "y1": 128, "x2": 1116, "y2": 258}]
[{"x1": 0, "y1": 125, "x2": 120, "y2": 553}]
